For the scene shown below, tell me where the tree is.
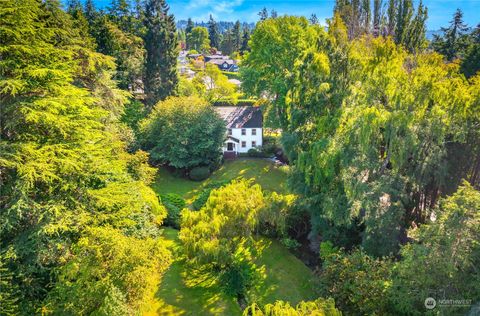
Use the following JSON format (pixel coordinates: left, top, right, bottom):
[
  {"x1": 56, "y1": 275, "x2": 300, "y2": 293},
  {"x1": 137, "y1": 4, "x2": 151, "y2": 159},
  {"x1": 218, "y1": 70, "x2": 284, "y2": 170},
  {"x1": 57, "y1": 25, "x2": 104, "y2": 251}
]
[
  {"x1": 258, "y1": 7, "x2": 268, "y2": 21},
  {"x1": 372, "y1": 0, "x2": 382, "y2": 36},
  {"x1": 180, "y1": 180, "x2": 265, "y2": 298},
  {"x1": 461, "y1": 24, "x2": 480, "y2": 78},
  {"x1": 433, "y1": 9, "x2": 470, "y2": 61},
  {"x1": 319, "y1": 247, "x2": 393, "y2": 315},
  {"x1": 0, "y1": 0, "x2": 166, "y2": 311},
  {"x1": 44, "y1": 227, "x2": 172, "y2": 314},
  {"x1": 221, "y1": 28, "x2": 235, "y2": 55},
  {"x1": 309, "y1": 13, "x2": 319, "y2": 25},
  {"x1": 208, "y1": 14, "x2": 220, "y2": 48},
  {"x1": 194, "y1": 64, "x2": 238, "y2": 103},
  {"x1": 244, "y1": 298, "x2": 341, "y2": 316},
  {"x1": 187, "y1": 26, "x2": 210, "y2": 53},
  {"x1": 233, "y1": 20, "x2": 242, "y2": 52},
  {"x1": 391, "y1": 183, "x2": 480, "y2": 314},
  {"x1": 186, "y1": 17, "x2": 194, "y2": 35},
  {"x1": 143, "y1": 0, "x2": 179, "y2": 108},
  {"x1": 270, "y1": 9, "x2": 278, "y2": 19},
  {"x1": 240, "y1": 28, "x2": 251, "y2": 54},
  {"x1": 139, "y1": 96, "x2": 226, "y2": 169}
]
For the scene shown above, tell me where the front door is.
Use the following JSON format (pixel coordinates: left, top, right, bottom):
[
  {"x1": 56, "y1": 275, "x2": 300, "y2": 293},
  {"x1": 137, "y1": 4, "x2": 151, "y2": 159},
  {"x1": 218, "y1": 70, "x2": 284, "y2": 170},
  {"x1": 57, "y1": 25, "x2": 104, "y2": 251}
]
[{"x1": 227, "y1": 143, "x2": 234, "y2": 151}]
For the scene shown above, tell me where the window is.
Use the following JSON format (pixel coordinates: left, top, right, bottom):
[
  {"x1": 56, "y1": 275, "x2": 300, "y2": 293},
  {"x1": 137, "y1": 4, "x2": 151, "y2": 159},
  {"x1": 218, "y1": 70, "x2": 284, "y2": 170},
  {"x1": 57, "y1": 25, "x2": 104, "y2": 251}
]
[
  {"x1": 228, "y1": 129, "x2": 232, "y2": 136},
  {"x1": 252, "y1": 129, "x2": 257, "y2": 136},
  {"x1": 252, "y1": 141, "x2": 256, "y2": 147},
  {"x1": 241, "y1": 129, "x2": 246, "y2": 136},
  {"x1": 227, "y1": 143, "x2": 234, "y2": 151},
  {"x1": 241, "y1": 141, "x2": 246, "y2": 148}
]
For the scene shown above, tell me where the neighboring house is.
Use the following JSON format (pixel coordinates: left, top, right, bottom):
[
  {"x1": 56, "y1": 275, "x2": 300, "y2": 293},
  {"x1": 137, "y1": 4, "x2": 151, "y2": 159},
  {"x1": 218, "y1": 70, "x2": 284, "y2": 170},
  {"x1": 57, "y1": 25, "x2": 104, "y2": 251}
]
[
  {"x1": 214, "y1": 106, "x2": 263, "y2": 158},
  {"x1": 207, "y1": 59, "x2": 239, "y2": 72}
]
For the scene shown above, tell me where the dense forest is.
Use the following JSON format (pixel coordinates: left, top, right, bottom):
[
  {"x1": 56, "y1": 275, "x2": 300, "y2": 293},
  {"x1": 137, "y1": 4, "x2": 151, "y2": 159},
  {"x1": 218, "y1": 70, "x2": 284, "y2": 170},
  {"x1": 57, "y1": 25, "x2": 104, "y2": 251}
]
[{"x1": 0, "y1": 0, "x2": 479, "y2": 315}]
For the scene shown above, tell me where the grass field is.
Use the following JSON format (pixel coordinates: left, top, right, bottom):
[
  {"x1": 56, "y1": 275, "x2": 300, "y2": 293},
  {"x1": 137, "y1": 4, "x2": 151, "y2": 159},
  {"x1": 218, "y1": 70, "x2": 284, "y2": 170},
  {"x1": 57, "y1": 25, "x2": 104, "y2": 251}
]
[
  {"x1": 151, "y1": 228, "x2": 317, "y2": 316},
  {"x1": 151, "y1": 158, "x2": 289, "y2": 202}
]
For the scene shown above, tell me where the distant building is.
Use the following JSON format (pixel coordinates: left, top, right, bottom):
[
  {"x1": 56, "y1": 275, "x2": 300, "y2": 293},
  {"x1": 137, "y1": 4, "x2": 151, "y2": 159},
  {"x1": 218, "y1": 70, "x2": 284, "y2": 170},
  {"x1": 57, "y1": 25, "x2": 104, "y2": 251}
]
[
  {"x1": 207, "y1": 59, "x2": 239, "y2": 72},
  {"x1": 214, "y1": 106, "x2": 263, "y2": 159}
]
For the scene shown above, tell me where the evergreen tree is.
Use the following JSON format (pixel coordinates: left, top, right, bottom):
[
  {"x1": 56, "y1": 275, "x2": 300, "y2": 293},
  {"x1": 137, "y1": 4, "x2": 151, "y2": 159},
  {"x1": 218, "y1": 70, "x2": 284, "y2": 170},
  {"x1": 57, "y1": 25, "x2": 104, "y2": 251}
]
[
  {"x1": 240, "y1": 28, "x2": 251, "y2": 54},
  {"x1": 84, "y1": 0, "x2": 98, "y2": 25},
  {"x1": 271, "y1": 9, "x2": 278, "y2": 18},
  {"x1": 108, "y1": 0, "x2": 132, "y2": 32},
  {"x1": 233, "y1": 20, "x2": 242, "y2": 52},
  {"x1": 309, "y1": 13, "x2": 319, "y2": 25},
  {"x1": 461, "y1": 24, "x2": 480, "y2": 78},
  {"x1": 258, "y1": 7, "x2": 268, "y2": 21},
  {"x1": 432, "y1": 9, "x2": 470, "y2": 61},
  {"x1": 186, "y1": 17, "x2": 194, "y2": 35},
  {"x1": 143, "y1": 0, "x2": 179, "y2": 107},
  {"x1": 0, "y1": 0, "x2": 166, "y2": 312},
  {"x1": 207, "y1": 14, "x2": 220, "y2": 49},
  {"x1": 221, "y1": 28, "x2": 235, "y2": 55}
]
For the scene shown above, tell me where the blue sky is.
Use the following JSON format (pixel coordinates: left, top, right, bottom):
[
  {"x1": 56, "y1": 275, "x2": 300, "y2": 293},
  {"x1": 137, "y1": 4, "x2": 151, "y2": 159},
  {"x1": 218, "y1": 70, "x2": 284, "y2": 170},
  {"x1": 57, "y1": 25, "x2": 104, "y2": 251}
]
[{"x1": 87, "y1": 0, "x2": 479, "y2": 30}]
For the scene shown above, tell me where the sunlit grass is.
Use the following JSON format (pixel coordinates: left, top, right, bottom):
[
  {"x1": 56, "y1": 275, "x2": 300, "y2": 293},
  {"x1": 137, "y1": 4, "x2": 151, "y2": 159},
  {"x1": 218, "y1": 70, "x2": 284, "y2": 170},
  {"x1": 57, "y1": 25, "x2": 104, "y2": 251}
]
[
  {"x1": 151, "y1": 158, "x2": 289, "y2": 203},
  {"x1": 150, "y1": 229, "x2": 318, "y2": 315}
]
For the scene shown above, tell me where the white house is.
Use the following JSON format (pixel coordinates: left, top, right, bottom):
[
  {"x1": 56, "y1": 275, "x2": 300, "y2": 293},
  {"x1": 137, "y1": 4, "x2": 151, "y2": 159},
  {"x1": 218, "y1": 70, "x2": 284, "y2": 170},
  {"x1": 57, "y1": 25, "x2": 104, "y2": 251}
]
[{"x1": 214, "y1": 106, "x2": 263, "y2": 158}]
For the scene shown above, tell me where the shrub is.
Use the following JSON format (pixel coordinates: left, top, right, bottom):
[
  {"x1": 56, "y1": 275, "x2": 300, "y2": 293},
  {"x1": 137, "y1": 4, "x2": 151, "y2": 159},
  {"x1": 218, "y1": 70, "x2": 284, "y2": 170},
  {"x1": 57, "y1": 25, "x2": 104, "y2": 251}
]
[
  {"x1": 192, "y1": 180, "x2": 229, "y2": 210},
  {"x1": 247, "y1": 147, "x2": 268, "y2": 158},
  {"x1": 281, "y1": 237, "x2": 301, "y2": 250},
  {"x1": 161, "y1": 193, "x2": 186, "y2": 229},
  {"x1": 319, "y1": 248, "x2": 393, "y2": 315},
  {"x1": 189, "y1": 166, "x2": 211, "y2": 181}
]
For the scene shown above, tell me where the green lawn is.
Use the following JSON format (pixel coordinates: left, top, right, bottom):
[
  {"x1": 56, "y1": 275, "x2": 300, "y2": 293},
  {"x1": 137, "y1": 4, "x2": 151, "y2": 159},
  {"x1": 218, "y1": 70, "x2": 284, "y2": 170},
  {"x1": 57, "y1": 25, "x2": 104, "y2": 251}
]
[
  {"x1": 151, "y1": 158, "x2": 289, "y2": 202},
  {"x1": 151, "y1": 228, "x2": 318, "y2": 316}
]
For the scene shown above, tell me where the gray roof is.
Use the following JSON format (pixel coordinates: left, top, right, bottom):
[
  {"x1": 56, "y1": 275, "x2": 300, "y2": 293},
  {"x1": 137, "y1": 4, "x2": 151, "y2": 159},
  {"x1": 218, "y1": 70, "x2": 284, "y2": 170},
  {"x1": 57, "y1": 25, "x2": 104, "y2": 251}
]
[
  {"x1": 208, "y1": 59, "x2": 235, "y2": 65},
  {"x1": 214, "y1": 106, "x2": 263, "y2": 128}
]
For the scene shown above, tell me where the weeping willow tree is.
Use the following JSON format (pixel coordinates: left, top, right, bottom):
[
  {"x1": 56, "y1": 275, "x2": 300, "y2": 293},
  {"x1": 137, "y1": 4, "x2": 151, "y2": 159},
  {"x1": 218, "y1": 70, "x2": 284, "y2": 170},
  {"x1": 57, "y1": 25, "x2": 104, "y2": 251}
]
[
  {"x1": 242, "y1": 14, "x2": 480, "y2": 256},
  {"x1": 0, "y1": 0, "x2": 168, "y2": 312}
]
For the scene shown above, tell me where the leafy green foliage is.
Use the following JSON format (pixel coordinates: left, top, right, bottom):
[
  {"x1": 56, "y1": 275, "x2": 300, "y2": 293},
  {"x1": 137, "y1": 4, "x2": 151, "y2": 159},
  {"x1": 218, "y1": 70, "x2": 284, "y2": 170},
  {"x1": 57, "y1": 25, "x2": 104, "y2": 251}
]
[
  {"x1": 139, "y1": 96, "x2": 226, "y2": 170},
  {"x1": 191, "y1": 181, "x2": 230, "y2": 210},
  {"x1": 189, "y1": 166, "x2": 211, "y2": 181},
  {"x1": 243, "y1": 13, "x2": 480, "y2": 257},
  {"x1": 143, "y1": 0, "x2": 179, "y2": 107},
  {"x1": 244, "y1": 298, "x2": 341, "y2": 316},
  {"x1": 319, "y1": 248, "x2": 393, "y2": 315},
  {"x1": 180, "y1": 180, "x2": 265, "y2": 297},
  {"x1": 193, "y1": 64, "x2": 238, "y2": 103},
  {"x1": 161, "y1": 193, "x2": 186, "y2": 229},
  {"x1": 0, "y1": 1, "x2": 167, "y2": 312},
  {"x1": 391, "y1": 182, "x2": 480, "y2": 315},
  {"x1": 44, "y1": 227, "x2": 171, "y2": 314},
  {"x1": 187, "y1": 26, "x2": 210, "y2": 53}
]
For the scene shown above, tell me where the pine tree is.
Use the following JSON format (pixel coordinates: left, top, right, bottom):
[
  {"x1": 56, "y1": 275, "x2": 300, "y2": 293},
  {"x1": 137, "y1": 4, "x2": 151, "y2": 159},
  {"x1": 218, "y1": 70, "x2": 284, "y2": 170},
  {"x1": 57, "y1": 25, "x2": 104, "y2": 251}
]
[
  {"x1": 143, "y1": 0, "x2": 179, "y2": 107},
  {"x1": 84, "y1": 0, "x2": 98, "y2": 25},
  {"x1": 310, "y1": 14, "x2": 319, "y2": 25},
  {"x1": 271, "y1": 9, "x2": 278, "y2": 18},
  {"x1": 240, "y1": 28, "x2": 250, "y2": 54},
  {"x1": 208, "y1": 15, "x2": 220, "y2": 49},
  {"x1": 233, "y1": 20, "x2": 242, "y2": 52},
  {"x1": 258, "y1": 7, "x2": 268, "y2": 21},
  {"x1": 185, "y1": 17, "x2": 194, "y2": 49},
  {"x1": 432, "y1": 9, "x2": 470, "y2": 61}
]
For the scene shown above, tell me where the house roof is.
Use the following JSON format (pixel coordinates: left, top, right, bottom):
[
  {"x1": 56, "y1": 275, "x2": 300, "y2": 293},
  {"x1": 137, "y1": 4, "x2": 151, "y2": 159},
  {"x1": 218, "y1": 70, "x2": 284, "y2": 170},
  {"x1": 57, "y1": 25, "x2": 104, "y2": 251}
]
[
  {"x1": 214, "y1": 106, "x2": 263, "y2": 128},
  {"x1": 227, "y1": 135, "x2": 240, "y2": 143},
  {"x1": 208, "y1": 59, "x2": 235, "y2": 66}
]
